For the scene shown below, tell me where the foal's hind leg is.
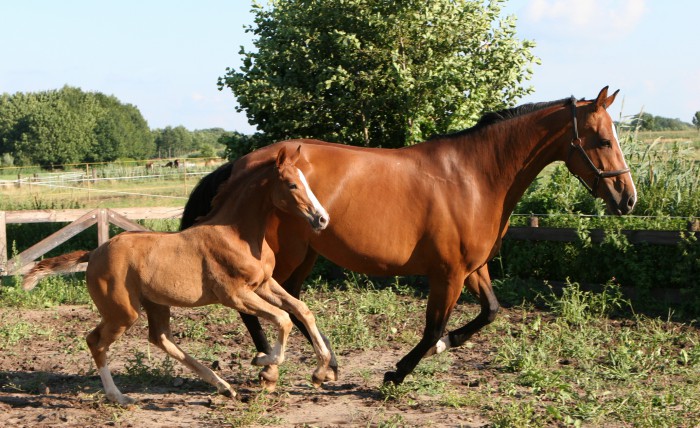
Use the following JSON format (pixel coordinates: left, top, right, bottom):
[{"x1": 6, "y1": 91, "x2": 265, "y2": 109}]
[
  {"x1": 254, "y1": 278, "x2": 331, "y2": 387},
  {"x1": 86, "y1": 309, "x2": 139, "y2": 405},
  {"x1": 142, "y1": 299, "x2": 236, "y2": 398}
]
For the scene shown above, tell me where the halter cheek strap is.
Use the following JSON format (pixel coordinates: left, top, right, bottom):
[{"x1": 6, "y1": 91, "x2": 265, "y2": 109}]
[{"x1": 566, "y1": 96, "x2": 630, "y2": 196}]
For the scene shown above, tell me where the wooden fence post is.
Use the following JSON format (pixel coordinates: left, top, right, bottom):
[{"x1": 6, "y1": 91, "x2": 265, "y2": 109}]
[
  {"x1": 689, "y1": 218, "x2": 700, "y2": 233},
  {"x1": 97, "y1": 209, "x2": 109, "y2": 246}
]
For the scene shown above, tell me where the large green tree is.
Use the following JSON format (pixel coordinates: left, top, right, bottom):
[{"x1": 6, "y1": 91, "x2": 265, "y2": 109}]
[
  {"x1": 0, "y1": 86, "x2": 154, "y2": 165},
  {"x1": 92, "y1": 93, "x2": 155, "y2": 161},
  {"x1": 219, "y1": 0, "x2": 538, "y2": 148}
]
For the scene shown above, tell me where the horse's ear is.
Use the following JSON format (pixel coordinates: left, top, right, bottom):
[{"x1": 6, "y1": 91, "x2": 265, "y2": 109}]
[
  {"x1": 289, "y1": 145, "x2": 301, "y2": 165},
  {"x1": 595, "y1": 86, "x2": 619, "y2": 109},
  {"x1": 275, "y1": 145, "x2": 302, "y2": 167}
]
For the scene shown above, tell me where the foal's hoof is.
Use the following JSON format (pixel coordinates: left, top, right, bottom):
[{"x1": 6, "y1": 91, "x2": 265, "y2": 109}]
[
  {"x1": 383, "y1": 371, "x2": 405, "y2": 385},
  {"x1": 259, "y1": 365, "x2": 279, "y2": 392},
  {"x1": 219, "y1": 388, "x2": 238, "y2": 400},
  {"x1": 108, "y1": 393, "x2": 137, "y2": 407},
  {"x1": 217, "y1": 382, "x2": 238, "y2": 400},
  {"x1": 311, "y1": 369, "x2": 327, "y2": 388},
  {"x1": 325, "y1": 365, "x2": 339, "y2": 382}
]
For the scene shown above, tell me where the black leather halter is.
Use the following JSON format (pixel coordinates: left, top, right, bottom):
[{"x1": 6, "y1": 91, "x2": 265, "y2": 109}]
[{"x1": 567, "y1": 96, "x2": 630, "y2": 196}]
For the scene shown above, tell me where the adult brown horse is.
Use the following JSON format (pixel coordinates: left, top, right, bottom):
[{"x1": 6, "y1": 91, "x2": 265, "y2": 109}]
[
  {"x1": 22, "y1": 146, "x2": 332, "y2": 405},
  {"x1": 182, "y1": 87, "x2": 636, "y2": 386}
]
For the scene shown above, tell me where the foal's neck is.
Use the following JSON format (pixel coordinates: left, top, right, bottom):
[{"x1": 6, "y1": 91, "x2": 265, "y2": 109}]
[{"x1": 201, "y1": 171, "x2": 275, "y2": 245}]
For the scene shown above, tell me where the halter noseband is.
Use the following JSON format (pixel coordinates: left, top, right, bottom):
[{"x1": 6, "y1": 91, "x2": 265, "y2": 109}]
[{"x1": 567, "y1": 96, "x2": 630, "y2": 196}]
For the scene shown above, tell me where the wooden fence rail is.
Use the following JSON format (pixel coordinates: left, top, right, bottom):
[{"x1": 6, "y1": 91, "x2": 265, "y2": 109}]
[
  {"x1": 0, "y1": 209, "x2": 696, "y2": 277},
  {"x1": 0, "y1": 207, "x2": 183, "y2": 276}
]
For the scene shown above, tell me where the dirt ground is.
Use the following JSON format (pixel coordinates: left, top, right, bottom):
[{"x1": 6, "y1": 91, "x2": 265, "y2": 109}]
[{"x1": 0, "y1": 305, "x2": 496, "y2": 428}]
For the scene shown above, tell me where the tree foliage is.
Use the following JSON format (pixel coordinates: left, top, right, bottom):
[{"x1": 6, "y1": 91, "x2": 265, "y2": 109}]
[
  {"x1": 219, "y1": 0, "x2": 538, "y2": 148},
  {"x1": 629, "y1": 112, "x2": 693, "y2": 132},
  {"x1": 0, "y1": 86, "x2": 154, "y2": 165},
  {"x1": 693, "y1": 111, "x2": 700, "y2": 132}
]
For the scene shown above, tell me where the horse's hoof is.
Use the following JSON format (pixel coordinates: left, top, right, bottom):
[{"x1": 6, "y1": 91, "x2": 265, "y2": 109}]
[
  {"x1": 383, "y1": 371, "x2": 405, "y2": 385},
  {"x1": 251, "y1": 352, "x2": 269, "y2": 366}
]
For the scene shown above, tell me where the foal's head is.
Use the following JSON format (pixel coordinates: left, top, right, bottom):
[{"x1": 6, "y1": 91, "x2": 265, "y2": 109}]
[
  {"x1": 272, "y1": 145, "x2": 330, "y2": 231},
  {"x1": 565, "y1": 86, "x2": 637, "y2": 215}
]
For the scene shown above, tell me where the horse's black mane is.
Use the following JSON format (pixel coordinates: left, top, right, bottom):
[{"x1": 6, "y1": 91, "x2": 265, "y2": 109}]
[{"x1": 431, "y1": 96, "x2": 575, "y2": 140}]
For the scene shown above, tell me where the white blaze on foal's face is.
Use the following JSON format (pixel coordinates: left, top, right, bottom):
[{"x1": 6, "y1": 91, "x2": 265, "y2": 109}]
[{"x1": 296, "y1": 167, "x2": 330, "y2": 227}]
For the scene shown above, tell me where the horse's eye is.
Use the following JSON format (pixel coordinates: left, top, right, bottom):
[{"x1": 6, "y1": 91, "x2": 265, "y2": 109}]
[
  {"x1": 289, "y1": 183, "x2": 298, "y2": 190},
  {"x1": 600, "y1": 139, "x2": 612, "y2": 148}
]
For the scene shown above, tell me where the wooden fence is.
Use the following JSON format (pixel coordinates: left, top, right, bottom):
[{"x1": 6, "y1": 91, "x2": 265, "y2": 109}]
[
  {"x1": 0, "y1": 207, "x2": 183, "y2": 276},
  {"x1": 0, "y1": 209, "x2": 697, "y2": 277}
]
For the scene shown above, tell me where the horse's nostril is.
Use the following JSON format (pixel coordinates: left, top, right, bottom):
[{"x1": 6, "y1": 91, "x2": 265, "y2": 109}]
[{"x1": 627, "y1": 195, "x2": 636, "y2": 209}]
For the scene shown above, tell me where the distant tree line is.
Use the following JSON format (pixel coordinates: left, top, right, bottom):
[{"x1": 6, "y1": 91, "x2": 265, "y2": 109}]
[
  {"x1": 0, "y1": 86, "x2": 229, "y2": 167},
  {"x1": 628, "y1": 112, "x2": 694, "y2": 132}
]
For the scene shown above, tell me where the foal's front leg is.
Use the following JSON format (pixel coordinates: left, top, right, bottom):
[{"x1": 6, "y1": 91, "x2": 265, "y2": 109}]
[
  {"x1": 218, "y1": 287, "x2": 294, "y2": 372},
  {"x1": 254, "y1": 278, "x2": 331, "y2": 387}
]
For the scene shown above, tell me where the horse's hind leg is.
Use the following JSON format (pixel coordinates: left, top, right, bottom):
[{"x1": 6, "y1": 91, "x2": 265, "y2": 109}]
[
  {"x1": 254, "y1": 278, "x2": 331, "y2": 387},
  {"x1": 86, "y1": 308, "x2": 139, "y2": 405},
  {"x1": 142, "y1": 299, "x2": 236, "y2": 399}
]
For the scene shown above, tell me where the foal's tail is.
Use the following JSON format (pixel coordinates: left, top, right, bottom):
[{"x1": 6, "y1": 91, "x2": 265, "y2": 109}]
[{"x1": 22, "y1": 250, "x2": 91, "y2": 291}]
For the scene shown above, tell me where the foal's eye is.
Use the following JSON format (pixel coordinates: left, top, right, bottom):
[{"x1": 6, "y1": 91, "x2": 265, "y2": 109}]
[
  {"x1": 600, "y1": 139, "x2": 612, "y2": 148},
  {"x1": 288, "y1": 183, "x2": 298, "y2": 190}
]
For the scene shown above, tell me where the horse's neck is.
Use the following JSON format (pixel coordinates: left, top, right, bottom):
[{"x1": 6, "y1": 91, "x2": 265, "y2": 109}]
[
  {"x1": 439, "y1": 106, "x2": 570, "y2": 216},
  {"x1": 490, "y1": 107, "x2": 570, "y2": 214}
]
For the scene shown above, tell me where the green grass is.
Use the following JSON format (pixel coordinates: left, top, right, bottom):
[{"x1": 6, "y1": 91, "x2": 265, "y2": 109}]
[
  {"x1": 2, "y1": 274, "x2": 699, "y2": 426},
  {"x1": 0, "y1": 274, "x2": 91, "y2": 308}
]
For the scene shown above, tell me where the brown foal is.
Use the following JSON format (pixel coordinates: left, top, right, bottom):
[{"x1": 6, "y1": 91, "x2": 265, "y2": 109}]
[{"x1": 22, "y1": 146, "x2": 331, "y2": 405}]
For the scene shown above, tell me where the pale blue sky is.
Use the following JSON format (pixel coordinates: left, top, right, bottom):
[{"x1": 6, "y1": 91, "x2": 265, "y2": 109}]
[{"x1": 1, "y1": 1, "x2": 698, "y2": 134}]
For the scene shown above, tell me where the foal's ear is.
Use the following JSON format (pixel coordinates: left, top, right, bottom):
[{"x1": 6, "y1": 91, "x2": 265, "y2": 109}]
[
  {"x1": 595, "y1": 86, "x2": 620, "y2": 110},
  {"x1": 276, "y1": 145, "x2": 302, "y2": 168}
]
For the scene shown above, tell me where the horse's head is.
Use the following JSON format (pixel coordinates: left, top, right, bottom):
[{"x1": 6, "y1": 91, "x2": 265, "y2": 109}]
[
  {"x1": 272, "y1": 145, "x2": 330, "y2": 231},
  {"x1": 565, "y1": 86, "x2": 637, "y2": 215}
]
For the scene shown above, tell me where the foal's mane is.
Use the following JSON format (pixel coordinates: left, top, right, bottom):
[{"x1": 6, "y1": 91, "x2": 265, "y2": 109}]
[
  {"x1": 431, "y1": 97, "x2": 575, "y2": 140},
  {"x1": 198, "y1": 158, "x2": 278, "y2": 224}
]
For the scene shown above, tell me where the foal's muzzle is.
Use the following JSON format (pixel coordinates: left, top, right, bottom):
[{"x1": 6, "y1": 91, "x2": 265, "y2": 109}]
[{"x1": 309, "y1": 211, "x2": 329, "y2": 232}]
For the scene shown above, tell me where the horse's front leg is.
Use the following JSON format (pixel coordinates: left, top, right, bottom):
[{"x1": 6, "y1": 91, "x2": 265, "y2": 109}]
[
  {"x1": 426, "y1": 265, "x2": 499, "y2": 355},
  {"x1": 238, "y1": 313, "x2": 279, "y2": 390},
  {"x1": 384, "y1": 273, "x2": 464, "y2": 384},
  {"x1": 278, "y1": 249, "x2": 339, "y2": 381}
]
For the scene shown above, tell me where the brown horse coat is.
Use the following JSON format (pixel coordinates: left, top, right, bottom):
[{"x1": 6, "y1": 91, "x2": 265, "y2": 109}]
[{"x1": 182, "y1": 87, "x2": 637, "y2": 385}]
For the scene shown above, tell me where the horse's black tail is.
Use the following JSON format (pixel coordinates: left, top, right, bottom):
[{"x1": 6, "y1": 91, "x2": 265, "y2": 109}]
[{"x1": 180, "y1": 162, "x2": 234, "y2": 230}]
